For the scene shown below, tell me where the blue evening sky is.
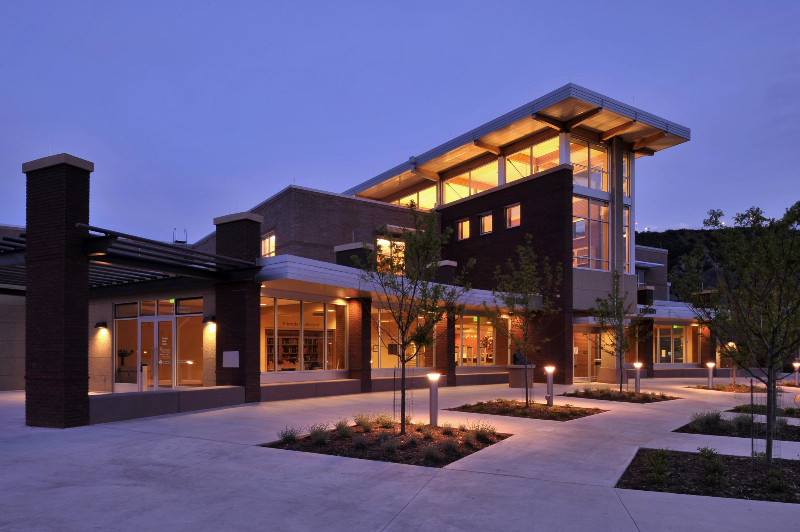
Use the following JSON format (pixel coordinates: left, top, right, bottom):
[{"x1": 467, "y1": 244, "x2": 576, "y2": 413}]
[{"x1": 1, "y1": 1, "x2": 798, "y2": 241}]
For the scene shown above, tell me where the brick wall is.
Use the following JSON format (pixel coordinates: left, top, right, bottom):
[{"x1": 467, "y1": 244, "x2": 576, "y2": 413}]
[
  {"x1": 0, "y1": 293, "x2": 25, "y2": 390},
  {"x1": 348, "y1": 298, "x2": 371, "y2": 391}
]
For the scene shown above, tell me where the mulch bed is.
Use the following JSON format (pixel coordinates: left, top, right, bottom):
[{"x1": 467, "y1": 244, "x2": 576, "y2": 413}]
[
  {"x1": 675, "y1": 418, "x2": 800, "y2": 442},
  {"x1": 686, "y1": 384, "x2": 768, "y2": 393},
  {"x1": 262, "y1": 422, "x2": 509, "y2": 468},
  {"x1": 562, "y1": 387, "x2": 680, "y2": 403},
  {"x1": 446, "y1": 398, "x2": 605, "y2": 421},
  {"x1": 617, "y1": 448, "x2": 800, "y2": 504}
]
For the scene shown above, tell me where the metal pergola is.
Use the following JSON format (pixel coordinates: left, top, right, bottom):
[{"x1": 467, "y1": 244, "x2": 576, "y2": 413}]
[{"x1": 0, "y1": 224, "x2": 260, "y2": 289}]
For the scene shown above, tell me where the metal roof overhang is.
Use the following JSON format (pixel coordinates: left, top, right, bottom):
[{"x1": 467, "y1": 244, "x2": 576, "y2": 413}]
[{"x1": 344, "y1": 83, "x2": 690, "y2": 201}]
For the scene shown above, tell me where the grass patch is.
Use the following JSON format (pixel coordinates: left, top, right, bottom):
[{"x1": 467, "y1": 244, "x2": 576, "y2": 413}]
[
  {"x1": 562, "y1": 386, "x2": 679, "y2": 403},
  {"x1": 617, "y1": 448, "x2": 800, "y2": 504},
  {"x1": 262, "y1": 417, "x2": 510, "y2": 467},
  {"x1": 447, "y1": 398, "x2": 605, "y2": 421},
  {"x1": 675, "y1": 410, "x2": 800, "y2": 442}
]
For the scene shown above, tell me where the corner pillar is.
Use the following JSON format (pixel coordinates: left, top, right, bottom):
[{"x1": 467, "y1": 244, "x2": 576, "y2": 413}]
[
  {"x1": 213, "y1": 212, "x2": 263, "y2": 403},
  {"x1": 638, "y1": 319, "x2": 655, "y2": 378},
  {"x1": 23, "y1": 154, "x2": 94, "y2": 428},
  {"x1": 348, "y1": 298, "x2": 372, "y2": 392},
  {"x1": 435, "y1": 314, "x2": 456, "y2": 387}
]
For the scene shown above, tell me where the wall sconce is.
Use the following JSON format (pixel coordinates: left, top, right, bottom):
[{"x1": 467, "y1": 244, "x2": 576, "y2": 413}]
[
  {"x1": 94, "y1": 322, "x2": 107, "y2": 329},
  {"x1": 202, "y1": 316, "x2": 216, "y2": 324}
]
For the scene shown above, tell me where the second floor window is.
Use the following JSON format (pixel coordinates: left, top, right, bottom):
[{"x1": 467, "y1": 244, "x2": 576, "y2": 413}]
[
  {"x1": 571, "y1": 139, "x2": 608, "y2": 191},
  {"x1": 457, "y1": 219, "x2": 470, "y2": 240},
  {"x1": 505, "y1": 204, "x2": 521, "y2": 228},
  {"x1": 572, "y1": 196, "x2": 609, "y2": 270},
  {"x1": 261, "y1": 232, "x2": 276, "y2": 257},
  {"x1": 480, "y1": 213, "x2": 492, "y2": 234},
  {"x1": 623, "y1": 151, "x2": 631, "y2": 197}
]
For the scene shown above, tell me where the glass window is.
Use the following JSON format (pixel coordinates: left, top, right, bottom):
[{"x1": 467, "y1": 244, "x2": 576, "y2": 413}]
[
  {"x1": 480, "y1": 214, "x2": 492, "y2": 235},
  {"x1": 397, "y1": 185, "x2": 437, "y2": 210},
  {"x1": 177, "y1": 315, "x2": 203, "y2": 386},
  {"x1": 457, "y1": 220, "x2": 470, "y2": 240},
  {"x1": 276, "y1": 299, "x2": 301, "y2": 371},
  {"x1": 460, "y1": 316, "x2": 478, "y2": 366},
  {"x1": 261, "y1": 231, "x2": 276, "y2": 258},
  {"x1": 114, "y1": 319, "x2": 138, "y2": 384},
  {"x1": 532, "y1": 137, "x2": 560, "y2": 173},
  {"x1": 115, "y1": 303, "x2": 138, "y2": 319},
  {"x1": 572, "y1": 196, "x2": 609, "y2": 270},
  {"x1": 262, "y1": 297, "x2": 276, "y2": 371},
  {"x1": 494, "y1": 318, "x2": 509, "y2": 365},
  {"x1": 370, "y1": 307, "x2": 380, "y2": 368},
  {"x1": 622, "y1": 151, "x2": 631, "y2": 197},
  {"x1": 623, "y1": 207, "x2": 630, "y2": 273},
  {"x1": 303, "y1": 302, "x2": 325, "y2": 370},
  {"x1": 140, "y1": 300, "x2": 156, "y2": 316},
  {"x1": 505, "y1": 204, "x2": 520, "y2": 228},
  {"x1": 636, "y1": 268, "x2": 647, "y2": 286},
  {"x1": 442, "y1": 162, "x2": 499, "y2": 204},
  {"x1": 506, "y1": 148, "x2": 532, "y2": 182},
  {"x1": 443, "y1": 174, "x2": 469, "y2": 204},
  {"x1": 479, "y1": 317, "x2": 494, "y2": 365},
  {"x1": 327, "y1": 304, "x2": 347, "y2": 370},
  {"x1": 157, "y1": 300, "x2": 174, "y2": 316},
  {"x1": 571, "y1": 139, "x2": 608, "y2": 191},
  {"x1": 176, "y1": 297, "x2": 203, "y2": 315}
]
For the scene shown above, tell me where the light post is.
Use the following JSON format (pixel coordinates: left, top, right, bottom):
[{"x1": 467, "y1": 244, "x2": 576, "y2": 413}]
[
  {"x1": 544, "y1": 366, "x2": 555, "y2": 406},
  {"x1": 706, "y1": 362, "x2": 716, "y2": 390},
  {"x1": 427, "y1": 373, "x2": 441, "y2": 427},
  {"x1": 793, "y1": 362, "x2": 800, "y2": 387},
  {"x1": 633, "y1": 362, "x2": 643, "y2": 394}
]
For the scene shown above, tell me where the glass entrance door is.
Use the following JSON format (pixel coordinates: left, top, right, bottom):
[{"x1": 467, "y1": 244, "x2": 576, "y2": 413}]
[{"x1": 139, "y1": 318, "x2": 174, "y2": 389}]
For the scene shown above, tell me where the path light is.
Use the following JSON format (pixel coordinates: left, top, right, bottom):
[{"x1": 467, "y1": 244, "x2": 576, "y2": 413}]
[
  {"x1": 793, "y1": 362, "x2": 800, "y2": 387},
  {"x1": 633, "y1": 362, "x2": 643, "y2": 394},
  {"x1": 427, "y1": 373, "x2": 441, "y2": 427},
  {"x1": 706, "y1": 362, "x2": 716, "y2": 390},
  {"x1": 544, "y1": 366, "x2": 555, "y2": 407}
]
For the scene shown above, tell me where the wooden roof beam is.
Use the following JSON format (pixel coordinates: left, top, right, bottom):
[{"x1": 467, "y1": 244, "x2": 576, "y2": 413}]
[
  {"x1": 634, "y1": 148, "x2": 655, "y2": 157},
  {"x1": 410, "y1": 167, "x2": 439, "y2": 182},
  {"x1": 532, "y1": 112, "x2": 564, "y2": 131},
  {"x1": 633, "y1": 131, "x2": 667, "y2": 151},
  {"x1": 601, "y1": 120, "x2": 636, "y2": 141},
  {"x1": 564, "y1": 107, "x2": 603, "y2": 131},
  {"x1": 473, "y1": 139, "x2": 501, "y2": 156}
]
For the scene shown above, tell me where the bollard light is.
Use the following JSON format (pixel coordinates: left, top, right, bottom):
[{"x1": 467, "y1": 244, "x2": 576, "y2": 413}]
[
  {"x1": 633, "y1": 362, "x2": 643, "y2": 394},
  {"x1": 427, "y1": 373, "x2": 441, "y2": 427},
  {"x1": 544, "y1": 366, "x2": 555, "y2": 407},
  {"x1": 706, "y1": 362, "x2": 716, "y2": 390},
  {"x1": 793, "y1": 362, "x2": 800, "y2": 387}
]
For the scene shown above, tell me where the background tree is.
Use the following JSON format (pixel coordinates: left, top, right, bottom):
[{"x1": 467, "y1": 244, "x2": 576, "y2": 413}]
[
  {"x1": 356, "y1": 203, "x2": 472, "y2": 434},
  {"x1": 589, "y1": 271, "x2": 653, "y2": 392},
  {"x1": 483, "y1": 234, "x2": 562, "y2": 407},
  {"x1": 674, "y1": 204, "x2": 800, "y2": 467}
]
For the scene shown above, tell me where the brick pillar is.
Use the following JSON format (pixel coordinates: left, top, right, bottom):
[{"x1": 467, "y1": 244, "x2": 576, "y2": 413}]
[
  {"x1": 213, "y1": 212, "x2": 262, "y2": 403},
  {"x1": 639, "y1": 319, "x2": 655, "y2": 378},
  {"x1": 700, "y1": 326, "x2": 716, "y2": 366},
  {"x1": 23, "y1": 154, "x2": 94, "y2": 428},
  {"x1": 435, "y1": 315, "x2": 456, "y2": 387},
  {"x1": 348, "y1": 298, "x2": 371, "y2": 392}
]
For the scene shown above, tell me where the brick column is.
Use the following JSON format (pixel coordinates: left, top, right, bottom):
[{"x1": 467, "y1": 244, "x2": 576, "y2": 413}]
[
  {"x1": 435, "y1": 314, "x2": 456, "y2": 387},
  {"x1": 214, "y1": 212, "x2": 262, "y2": 403},
  {"x1": 638, "y1": 319, "x2": 655, "y2": 378},
  {"x1": 23, "y1": 154, "x2": 94, "y2": 428},
  {"x1": 700, "y1": 326, "x2": 716, "y2": 366},
  {"x1": 348, "y1": 298, "x2": 371, "y2": 392}
]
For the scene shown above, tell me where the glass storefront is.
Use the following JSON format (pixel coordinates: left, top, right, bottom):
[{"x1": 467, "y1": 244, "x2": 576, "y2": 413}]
[
  {"x1": 454, "y1": 315, "x2": 509, "y2": 367},
  {"x1": 654, "y1": 324, "x2": 699, "y2": 364},
  {"x1": 369, "y1": 307, "x2": 435, "y2": 369},
  {"x1": 261, "y1": 297, "x2": 347, "y2": 371}
]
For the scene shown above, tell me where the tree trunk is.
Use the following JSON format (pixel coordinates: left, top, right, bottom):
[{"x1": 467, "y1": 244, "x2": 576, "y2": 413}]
[
  {"x1": 400, "y1": 358, "x2": 407, "y2": 435},
  {"x1": 765, "y1": 368, "x2": 776, "y2": 467},
  {"x1": 523, "y1": 347, "x2": 530, "y2": 407}
]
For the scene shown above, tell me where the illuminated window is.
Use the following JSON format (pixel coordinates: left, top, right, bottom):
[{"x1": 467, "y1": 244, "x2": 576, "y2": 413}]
[
  {"x1": 622, "y1": 151, "x2": 631, "y2": 197},
  {"x1": 261, "y1": 232, "x2": 276, "y2": 257},
  {"x1": 505, "y1": 136, "x2": 560, "y2": 183},
  {"x1": 570, "y1": 139, "x2": 608, "y2": 191},
  {"x1": 480, "y1": 213, "x2": 492, "y2": 235},
  {"x1": 397, "y1": 185, "x2": 437, "y2": 210},
  {"x1": 505, "y1": 204, "x2": 520, "y2": 228},
  {"x1": 457, "y1": 220, "x2": 470, "y2": 240},
  {"x1": 377, "y1": 238, "x2": 405, "y2": 271},
  {"x1": 572, "y1": 196, "x2": 608, "y2": 270},
  {"x1": 623, "y1": 207, "x2": 630, "y2": 273},
  {"x1": 442, "y1": 161, "x2": 499, "y2": 204}
]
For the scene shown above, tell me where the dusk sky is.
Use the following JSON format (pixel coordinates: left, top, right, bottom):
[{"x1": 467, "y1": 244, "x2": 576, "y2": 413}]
[{"x1": 2, "y1": 1, "x2": 798, "y2": 242}]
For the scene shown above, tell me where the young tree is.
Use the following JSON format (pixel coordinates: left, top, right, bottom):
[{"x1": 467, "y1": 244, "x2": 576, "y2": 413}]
[
  {"x1": 674, "y1": 204, "x2": 800, "y2": 467},
  {"x1": 483, "y1": 234, "x2": 563, "y2": 407},
  {"x1": 589, "y1": 271, "x2": 653, "y2": 392},
  {"x1": 356, "y1": 203, "x2": 473, "y2": 434}
]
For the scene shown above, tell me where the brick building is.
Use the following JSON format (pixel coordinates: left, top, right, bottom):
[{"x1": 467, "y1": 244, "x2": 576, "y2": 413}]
[{"x1": 0, "y1": 84, "x2": 713, "y2": 427}]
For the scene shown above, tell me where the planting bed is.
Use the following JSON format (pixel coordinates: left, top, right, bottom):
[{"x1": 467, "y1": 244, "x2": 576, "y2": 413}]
[
  {"x1": 262, "y1": 418, "x2": 509, "y2": 468},
  {"x1": 675, "y1": 411, "x2": 800, "y2": 442},
  {"x1": 562, "y1": 387, "x2": 679, "y2": 403},
  {"x1": 447, "y1": 398, "x2": 605, "y2": 421},
  {"x1": 617, "y1": 448, "x2": 800, "y2": 504},
  {"x1": 686, "y1": 383, "x2": 768, "y2": 393},
  {"x1": 728, "y1": 404, "x2": 800, "y2": 419}
]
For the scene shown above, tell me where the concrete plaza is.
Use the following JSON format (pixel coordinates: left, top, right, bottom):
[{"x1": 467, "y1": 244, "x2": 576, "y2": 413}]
[{"x1": 1, "y1": 379, "x2": 799, "y2": 531}]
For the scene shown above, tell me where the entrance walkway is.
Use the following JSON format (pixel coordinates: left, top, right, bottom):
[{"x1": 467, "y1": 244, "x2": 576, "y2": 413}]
[{"x1": 1, "y1": 379, "x2": 797, "y2": 531}]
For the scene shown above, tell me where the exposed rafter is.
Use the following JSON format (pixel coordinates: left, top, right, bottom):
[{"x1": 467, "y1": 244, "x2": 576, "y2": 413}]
[
  {"x1": 532, "y1": 112, "x2": 564, "y2": 131},
  {"x1": 564, "y1": 107, "x2": 603, "y2": 131},
  {"x1": 633, "y1": 131, "x2": 667, "y2": 151},
  {"x1": 601, "y1": 120, "x2": 636, "y2": 141},
  {"x1": 410, "y1": 167, "x2": 439, "y2": 181},
  {"x1": 473, "y1": 139, "x2": 501, "y2": 156},
  {"x1": 634, "y1": 148, "x2": 655, "y2": 156}
]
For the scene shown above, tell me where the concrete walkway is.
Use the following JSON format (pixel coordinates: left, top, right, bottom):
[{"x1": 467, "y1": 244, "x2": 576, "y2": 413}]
[{"x1": 1, "y1": 379, "x2": 798, "y2": 531}]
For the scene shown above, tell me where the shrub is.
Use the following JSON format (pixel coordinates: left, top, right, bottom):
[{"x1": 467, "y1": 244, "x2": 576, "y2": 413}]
[
  {"x1": 420, "y1": 425, "x2": 435, "y2": 440},
  {"x1": 404, "y1": 414, "x2": 413, "y2": 426},
  {"x1": 731, "y1": 413, "x2": 752, "y2": 432},
  {"x1": 775, "y1": 417, "x2": 789, "y2": 432},
  {"x1": 422, "y1": 445, "x2": 442, "y2": 463},
  {"x1": 308, "y1": 423, "x2": 330, "y2": 446},
  {"x1": 352, "y1": 434, "x2": 368, "y2": 450},
  {"x1": 377, "y1": 431, "x2": 390, "y2": 443},
  {"x1": 458, "y1": 423, "x2": 467, "y2": 432},
  {"x1": 766, "y1": 468, "x2": 789, "y2": 493},
  {"x1": 381, "y1": 438, "x2": 400, "y2": 454},
  {"x1": 467, "y1": 420, "x2": 496, "y2": 443},
  {"x1": 374, "y1": 412, "x2": 395, "y2": 429},
  {"x1": 439, "y1": 437, "x2": 460, "y2": 456},
  {"x1": 441, "y1": 422, "x2": 454, "y2": 436},
  {"x1": 354, "y1": 412, "x2": 374, "y2": 433},
  {"x1": 784, "y1": 406, "x2": 800, "y2": 417},
  {"x1": 689, "y1": 411, "x2": 723, "y2": 431},
  {"x1": 406, "y1": 433, "x2": 421, "y2": 447},
  {"x1": 697, "y1": 446, "x2": 725, "y2": 488},
  {"x1": 645, "y1": 449, "x2": 669, "y2": 486},
  {"x1": 462, "y1": 431, "x2": 476, "y2": 448},
  {"x1": 335, "y1": 419, "x2": 353, "y2": 438},
  {"x1": 278, "y1": 425, "x2": 300, "y2": 444}
]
